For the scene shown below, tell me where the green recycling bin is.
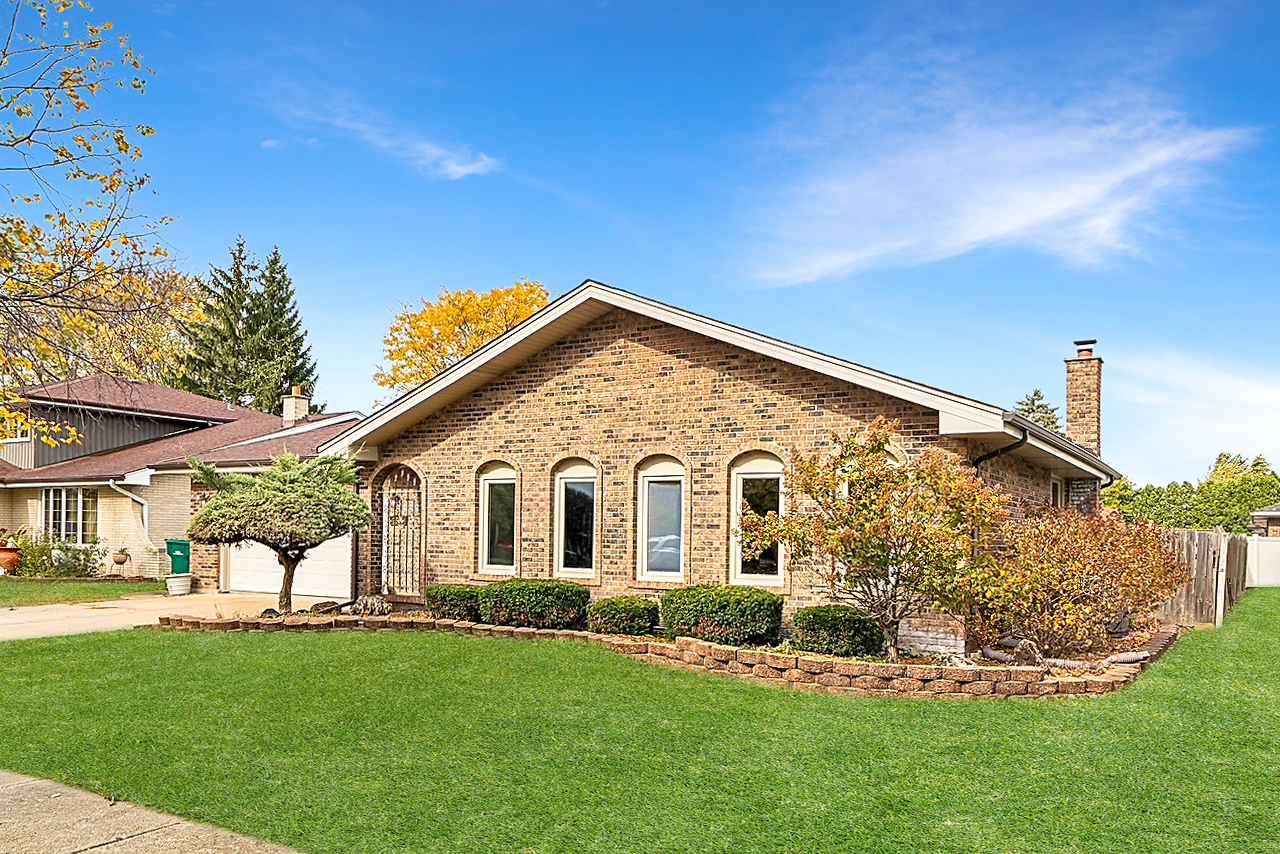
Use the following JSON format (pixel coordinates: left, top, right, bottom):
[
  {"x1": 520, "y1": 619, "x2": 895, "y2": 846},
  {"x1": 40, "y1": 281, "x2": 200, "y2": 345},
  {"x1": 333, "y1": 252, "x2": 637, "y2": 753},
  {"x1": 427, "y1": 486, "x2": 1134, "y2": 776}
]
[{"x1": 165, "y1": 538, "x2": 191, "y2": 575}]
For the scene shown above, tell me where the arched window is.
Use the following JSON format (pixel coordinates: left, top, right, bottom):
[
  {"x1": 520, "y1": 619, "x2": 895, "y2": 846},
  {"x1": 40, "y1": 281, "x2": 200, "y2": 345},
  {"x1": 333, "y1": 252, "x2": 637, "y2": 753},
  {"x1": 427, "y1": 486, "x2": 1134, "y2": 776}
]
[
  {"x1": 380, "y1": 466, "x2": 423, "y2": 597},
  {"x1": 554, "y1": 459, "x2": 597, "y2": 578},
  {"x1": 479, "y1": 462, "x2": 518, "y2": 574},
  {"x1": 637, "y1": 455, "x2": 685, "y2": 581},
  {"x1": 731, "y1": 451, "x2": 784, "y2": 586}
]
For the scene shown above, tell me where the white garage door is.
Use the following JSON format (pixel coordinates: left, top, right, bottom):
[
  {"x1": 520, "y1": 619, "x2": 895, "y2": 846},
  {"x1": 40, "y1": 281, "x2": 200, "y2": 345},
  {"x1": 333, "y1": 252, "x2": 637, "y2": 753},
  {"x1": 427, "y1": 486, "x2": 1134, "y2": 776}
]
[{"x1": 226, "y1": 535, "x2": 353, "y2": 599}]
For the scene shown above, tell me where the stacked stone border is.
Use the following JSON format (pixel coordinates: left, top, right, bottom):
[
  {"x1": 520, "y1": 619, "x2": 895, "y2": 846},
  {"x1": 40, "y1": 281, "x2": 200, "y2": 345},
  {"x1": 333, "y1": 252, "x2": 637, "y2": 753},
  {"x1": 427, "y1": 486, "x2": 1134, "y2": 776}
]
[{"x1": 156, "y1": 613, "x2": 1180, "y2": 700}]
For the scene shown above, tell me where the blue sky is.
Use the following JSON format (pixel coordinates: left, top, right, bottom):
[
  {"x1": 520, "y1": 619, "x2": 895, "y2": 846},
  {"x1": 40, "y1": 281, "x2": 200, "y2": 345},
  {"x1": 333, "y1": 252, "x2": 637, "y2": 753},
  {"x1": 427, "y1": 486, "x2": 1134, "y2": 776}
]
[{"x1": 108, "y1": 0, "x2": 1277, "y2": 486}]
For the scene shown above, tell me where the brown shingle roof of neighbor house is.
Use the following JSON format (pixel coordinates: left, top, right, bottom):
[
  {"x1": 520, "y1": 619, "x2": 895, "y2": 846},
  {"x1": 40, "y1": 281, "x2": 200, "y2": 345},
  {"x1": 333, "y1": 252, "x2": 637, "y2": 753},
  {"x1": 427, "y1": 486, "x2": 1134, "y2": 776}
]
[
  {"x1": 0, "y1": 412, "x2": 365, "y2": 485},
  {"x1": 151, "y1": 413, "x2": 362, "y2": 469},
  {"x1": 0, "y1": 409, "x2": 282, "y2": 484},
  {"x1": 18, "y1": 375, "x2": 257, "y2": 424}
]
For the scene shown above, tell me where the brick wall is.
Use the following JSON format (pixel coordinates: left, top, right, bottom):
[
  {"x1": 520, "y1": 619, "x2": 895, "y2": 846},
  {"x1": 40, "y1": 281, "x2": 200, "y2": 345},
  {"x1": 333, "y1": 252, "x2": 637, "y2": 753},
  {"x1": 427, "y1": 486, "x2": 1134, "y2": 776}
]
[
  {"x1": 1065, "y1": 355, "x2": 1102, "y2": 456},
  {"x1": 1268, "y1": 519, "x2": 1280, "y2": 538},
  {"x1": 356, "y1": 308, "x2": 1069, "y2": 653},
  {"x1": 189, "y1": 481, "x2": 220, "y2": 591}
]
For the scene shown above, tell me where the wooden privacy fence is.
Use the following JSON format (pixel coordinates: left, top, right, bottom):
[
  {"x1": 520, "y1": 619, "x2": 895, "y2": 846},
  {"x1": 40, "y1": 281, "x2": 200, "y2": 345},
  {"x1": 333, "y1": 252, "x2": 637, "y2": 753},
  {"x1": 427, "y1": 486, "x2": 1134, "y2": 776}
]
[{"x1": 1155, "y1": 529, "x2": 1248, "y2": 626}]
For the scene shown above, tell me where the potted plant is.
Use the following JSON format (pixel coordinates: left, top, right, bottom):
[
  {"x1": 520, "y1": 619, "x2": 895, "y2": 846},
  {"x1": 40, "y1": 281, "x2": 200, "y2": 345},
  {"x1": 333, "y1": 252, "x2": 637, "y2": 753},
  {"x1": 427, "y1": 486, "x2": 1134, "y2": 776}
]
[
  {"x1": 0, "y1": 528, "x2": 17, "y2": 574},
  {"x1": 112, "y1": 546, "x2": 130, "y2": 567}
]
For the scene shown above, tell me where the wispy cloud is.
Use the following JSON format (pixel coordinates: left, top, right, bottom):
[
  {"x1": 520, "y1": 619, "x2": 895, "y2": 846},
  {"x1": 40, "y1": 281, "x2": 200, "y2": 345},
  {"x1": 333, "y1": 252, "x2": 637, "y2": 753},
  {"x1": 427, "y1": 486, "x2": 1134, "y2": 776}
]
[
  {"x1": 1108, "y1": 350, "x2": 1280, "y2": 485},
  {"x1": 267, "y1": 88, "x2": 499, "y2": 180},
  {"x1": 260, "y1": 139, "x2": 282, "y2": 149},
  {"x1": 746, "y1": 29, "x2": 1254, "y2": 285}
]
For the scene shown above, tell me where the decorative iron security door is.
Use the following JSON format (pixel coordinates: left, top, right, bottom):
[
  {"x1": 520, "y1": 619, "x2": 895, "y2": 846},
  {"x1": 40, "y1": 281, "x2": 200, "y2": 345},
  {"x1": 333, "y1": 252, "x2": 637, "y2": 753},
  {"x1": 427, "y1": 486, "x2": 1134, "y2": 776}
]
[{"x1": 380, "y1": 466, "x2": 424, "y2": 598}]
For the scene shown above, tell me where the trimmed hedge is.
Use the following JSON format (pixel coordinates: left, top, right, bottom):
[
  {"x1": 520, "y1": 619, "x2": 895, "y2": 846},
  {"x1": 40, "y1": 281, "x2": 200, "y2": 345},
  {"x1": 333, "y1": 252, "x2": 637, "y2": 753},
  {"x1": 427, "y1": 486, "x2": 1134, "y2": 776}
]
[
  {"x1": 421, "y1": 584, "x2": 482, "y2": 621},
  {"x1": 661, "y1": 585, "x2": 782, "y2": 646},
  {"x1": 792, "y1": 604, "x2": 883, "y2": 657},
  {"x1": 477, "y1": 578, "x2": 591, "y2": 630},
  {"x1": 588, "y1": 596, "x2": 660, "y2": 635}
]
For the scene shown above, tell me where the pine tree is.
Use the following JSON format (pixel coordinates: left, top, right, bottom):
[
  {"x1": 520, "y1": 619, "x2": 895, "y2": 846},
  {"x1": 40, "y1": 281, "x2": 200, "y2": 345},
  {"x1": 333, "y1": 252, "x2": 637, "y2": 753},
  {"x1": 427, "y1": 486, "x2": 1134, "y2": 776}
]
[
  {"x1": 244, "y1": 247, "x2": 317, "y2": 414},
  {"x1": 174, "y1": 240, "x2": 319, "y2": 413},
  {"x1": 1013, "y1": 389, "x2": 1063, "y2": 435},
  {"x1": 174, "y1": 238, "x2": 257, "y2": 405}
]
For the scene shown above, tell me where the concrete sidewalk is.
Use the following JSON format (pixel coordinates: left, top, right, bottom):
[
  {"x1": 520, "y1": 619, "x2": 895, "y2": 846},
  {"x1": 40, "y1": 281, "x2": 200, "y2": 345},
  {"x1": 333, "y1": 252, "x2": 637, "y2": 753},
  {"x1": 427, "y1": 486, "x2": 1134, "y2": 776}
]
[
  {"x1": 0, "y1": 770, "x2": 300, "y2": 853},
  {"x1": 0, "y1": 592, "x2": 326, "y2": 642}
]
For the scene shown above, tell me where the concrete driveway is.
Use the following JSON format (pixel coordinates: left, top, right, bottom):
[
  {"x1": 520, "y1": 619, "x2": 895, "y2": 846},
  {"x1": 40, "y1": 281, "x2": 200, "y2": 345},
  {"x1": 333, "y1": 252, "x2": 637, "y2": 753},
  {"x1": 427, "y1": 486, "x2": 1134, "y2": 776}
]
[
  {"x1": 0, "y1": 592, "x2": 328, "y2": 642},
  {"x1": 0, "y1": 770, "x2": 300, "y2": 853}
]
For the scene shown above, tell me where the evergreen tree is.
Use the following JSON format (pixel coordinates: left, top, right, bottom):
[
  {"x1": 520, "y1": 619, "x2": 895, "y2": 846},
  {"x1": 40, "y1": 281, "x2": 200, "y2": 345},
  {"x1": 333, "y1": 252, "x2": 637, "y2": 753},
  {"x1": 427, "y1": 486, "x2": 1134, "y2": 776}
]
[
  {"x1": 175, "y1": 240, "x2": 319, "y2": 413},
  {"x1": 244, "y1": 247, "x2": 317, "y2": 414},
  {"x1": 174, "y1": 238, "x2": 256, "y2": 405},
  {"x1": 1013, "y1": 389, "x2": 1063, "y2": 435}
]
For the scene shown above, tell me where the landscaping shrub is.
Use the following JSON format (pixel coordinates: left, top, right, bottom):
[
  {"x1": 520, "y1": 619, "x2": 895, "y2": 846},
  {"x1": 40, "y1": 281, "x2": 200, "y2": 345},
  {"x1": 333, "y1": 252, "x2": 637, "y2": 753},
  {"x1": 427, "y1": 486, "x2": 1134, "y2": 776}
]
[
  {"x1": 588, "y1": 596, "x2": 659, "y2": 635},
  {"x1": 422, "y1": 584, "x2": 482, "y2": 621},
  {"x1": 477, "y1": 578, "x2": 591, "y2": 629},
  {"x1": 968, "y1": 508, "x2": 1187, "y2": 657},
  {"x1": 661, "y1": 585, "x2": 782, "y2": 646},
  {"x1": 792, "y1": 604, "x2": 883, "y2": 657},
  {"x1": 13, "y1": 529, "x2": 105, "y2": 577}
]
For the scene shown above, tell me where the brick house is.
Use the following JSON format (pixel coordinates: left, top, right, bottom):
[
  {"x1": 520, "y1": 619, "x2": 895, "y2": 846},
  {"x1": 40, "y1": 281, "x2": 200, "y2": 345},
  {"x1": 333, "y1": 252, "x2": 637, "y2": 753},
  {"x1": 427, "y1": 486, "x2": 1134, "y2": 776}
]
[
  {"x1": 320, "y1": 281, "x2": 1120, "y2": 651},
  {"x1": 1249, "y1": 505, "x2": 1280, "y2": 537},
  {"x1": 0, "y1": 376, "x2": 358, "y2": 584}
]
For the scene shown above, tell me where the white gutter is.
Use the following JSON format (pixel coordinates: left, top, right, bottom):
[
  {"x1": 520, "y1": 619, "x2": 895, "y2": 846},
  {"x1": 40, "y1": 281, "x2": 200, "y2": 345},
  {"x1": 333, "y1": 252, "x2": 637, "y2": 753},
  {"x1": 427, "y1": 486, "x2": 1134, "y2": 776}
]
[{"x1": 107, "y1": 479, "x2": 150, "y2": 534}]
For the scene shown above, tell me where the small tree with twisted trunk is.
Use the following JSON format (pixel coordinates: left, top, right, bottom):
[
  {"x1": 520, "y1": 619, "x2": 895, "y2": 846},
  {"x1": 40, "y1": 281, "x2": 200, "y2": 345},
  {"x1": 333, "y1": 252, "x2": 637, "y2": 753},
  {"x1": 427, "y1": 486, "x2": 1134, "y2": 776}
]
[
  {"x1": 739, "y1": 418, "x2": 1008, "y2": 662},
  {"x1": 187, "y1": 454, "x2": 374, "y2": 613}
]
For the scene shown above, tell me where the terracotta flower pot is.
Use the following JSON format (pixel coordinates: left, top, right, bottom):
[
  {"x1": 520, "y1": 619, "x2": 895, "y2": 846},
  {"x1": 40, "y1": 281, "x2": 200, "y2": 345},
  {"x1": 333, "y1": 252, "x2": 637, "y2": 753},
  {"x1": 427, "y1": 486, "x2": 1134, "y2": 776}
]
[{"x1": 0, "y1": 547, "x2": 19, "y2": 574}]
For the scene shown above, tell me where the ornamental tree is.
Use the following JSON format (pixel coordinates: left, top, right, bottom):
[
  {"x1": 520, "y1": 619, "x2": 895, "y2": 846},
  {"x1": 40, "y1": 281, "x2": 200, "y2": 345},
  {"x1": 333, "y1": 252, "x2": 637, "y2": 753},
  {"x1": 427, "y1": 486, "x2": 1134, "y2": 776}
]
[
  {"x1": 374, "y1": 278, "x2": 548, "y2": 393},
  {"x1": 187, "y1": 454, "x2": 374, "y2": 613},
  {"x1": 739, "y1": 417, "x2": 1008, "y2": 661}
]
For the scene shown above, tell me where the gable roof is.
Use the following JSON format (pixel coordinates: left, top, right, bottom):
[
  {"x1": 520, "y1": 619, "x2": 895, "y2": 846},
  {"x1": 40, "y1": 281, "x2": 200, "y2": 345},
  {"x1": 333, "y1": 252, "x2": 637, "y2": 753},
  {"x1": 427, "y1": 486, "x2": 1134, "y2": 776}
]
[
  {"x1": 19, "y1": 375, "x2": 255, "y2": 424},
  {"x1": 1250, "y1": 504, "x2": 1280, "y2": 518},
  {"x1": 320, "y1": 280, "x2": 1120, "y2": 481}
]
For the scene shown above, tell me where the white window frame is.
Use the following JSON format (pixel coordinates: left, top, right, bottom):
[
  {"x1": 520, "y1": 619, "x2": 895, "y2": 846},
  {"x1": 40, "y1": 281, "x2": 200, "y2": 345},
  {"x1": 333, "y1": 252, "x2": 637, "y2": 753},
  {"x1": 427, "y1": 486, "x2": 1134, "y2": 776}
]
[
  {"x1": 554, "y1": 459, "x2": 598, "y2": 579},
  {"x1": 1051, "y1": 476, "x2": 1066, "y2": 508},
  {"x1": 637, "y1": 456, "x2": 686, "y2": 582},
  {"x1": 41, "y1": 486, "x2": 98, "y2": 545},
  {"x1": 478, "y1": 463, "x2": 518, "y2": 575},
  {"x1": 730, "y1": 452, "x2": 785, "y2": 587}
]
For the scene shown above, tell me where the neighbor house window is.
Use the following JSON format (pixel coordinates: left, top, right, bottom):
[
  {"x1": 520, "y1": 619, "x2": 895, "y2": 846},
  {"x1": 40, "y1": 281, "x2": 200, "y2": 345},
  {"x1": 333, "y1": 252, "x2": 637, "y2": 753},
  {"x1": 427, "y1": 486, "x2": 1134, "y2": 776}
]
[
  {"x1": 42, "y1": 487, "x2": 98, "y2": 544},
  {"x1": 479, "y1": 462, "x2": 517, "y2": 574},
  {"x1": 637, "y1": 456, "x2": 685, "y2": 581},
  {"x1": 554, "y1": 459, "x2": 597, "y2": 578},
  {"x1": 731, "y1": 452, "x2": 784, "y2": 586}
]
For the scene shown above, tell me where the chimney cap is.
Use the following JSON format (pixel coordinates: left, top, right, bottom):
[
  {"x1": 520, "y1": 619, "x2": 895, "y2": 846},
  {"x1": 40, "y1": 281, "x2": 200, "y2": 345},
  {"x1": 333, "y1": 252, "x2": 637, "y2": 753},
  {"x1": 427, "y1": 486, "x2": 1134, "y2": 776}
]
[{"x1": 1073, "y1": 339, "x2": 1097, "y2": 347}]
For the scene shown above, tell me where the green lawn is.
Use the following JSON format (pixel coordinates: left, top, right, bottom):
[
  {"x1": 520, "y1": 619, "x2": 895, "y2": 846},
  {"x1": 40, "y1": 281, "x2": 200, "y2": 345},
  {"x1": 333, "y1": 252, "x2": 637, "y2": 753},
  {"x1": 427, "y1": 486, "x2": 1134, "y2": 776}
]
[
  {"x1": 1, "y1": 593, "x2": 1278, "y2": 854},
  {"x1": 0, "y1": 577, "x2": 163, "y2": 607}
]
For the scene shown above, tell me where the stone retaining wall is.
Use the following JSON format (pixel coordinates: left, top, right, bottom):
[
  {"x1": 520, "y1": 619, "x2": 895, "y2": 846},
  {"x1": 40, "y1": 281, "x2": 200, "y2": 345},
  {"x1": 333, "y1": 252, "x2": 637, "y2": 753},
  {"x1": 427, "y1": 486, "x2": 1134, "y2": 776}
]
[{"x1": 155, "y1": 613, "x2": 1179, "y2": 700}]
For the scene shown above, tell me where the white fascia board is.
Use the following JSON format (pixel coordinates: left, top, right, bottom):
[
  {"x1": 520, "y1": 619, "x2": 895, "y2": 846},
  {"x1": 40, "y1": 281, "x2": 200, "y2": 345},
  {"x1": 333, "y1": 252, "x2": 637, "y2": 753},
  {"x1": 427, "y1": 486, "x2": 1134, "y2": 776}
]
[
  {"x1": 938, "y1": 410, "x2": 1006, "y2": 436},
  {"x1": 121, "y1": 467, "x2": 155, "y2": 486},
  {"x1": 321, "y1": 281, "x2": 1007, "y2": 456},
  {"x1": 0, "y1": 480, "x2": 110, "y2": 489}
]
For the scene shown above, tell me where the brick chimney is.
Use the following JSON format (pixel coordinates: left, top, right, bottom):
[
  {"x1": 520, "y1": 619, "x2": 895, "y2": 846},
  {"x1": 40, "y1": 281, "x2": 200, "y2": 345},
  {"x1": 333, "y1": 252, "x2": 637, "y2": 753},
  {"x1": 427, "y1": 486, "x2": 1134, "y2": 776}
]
[
  {"x1": 281, "y1": 386, "x2": 310, "y2": 427},
  {"x1": 1065, "y1": 340, "x2": 1101, "y2": 456}
]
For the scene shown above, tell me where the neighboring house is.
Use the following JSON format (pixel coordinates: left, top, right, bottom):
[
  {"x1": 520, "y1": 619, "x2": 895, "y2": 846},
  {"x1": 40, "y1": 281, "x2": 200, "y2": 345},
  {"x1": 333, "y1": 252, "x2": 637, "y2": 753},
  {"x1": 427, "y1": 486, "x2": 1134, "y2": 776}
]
[
  {"x1": 0, "y1": 376, "x2": 359, "y2": 583},
  {"x1": 1249, "y1": 505, "x2": 1280, "y2": 537},
  {"x1": 320, "y1": 281, "x2": 1122, "y2": 652}
]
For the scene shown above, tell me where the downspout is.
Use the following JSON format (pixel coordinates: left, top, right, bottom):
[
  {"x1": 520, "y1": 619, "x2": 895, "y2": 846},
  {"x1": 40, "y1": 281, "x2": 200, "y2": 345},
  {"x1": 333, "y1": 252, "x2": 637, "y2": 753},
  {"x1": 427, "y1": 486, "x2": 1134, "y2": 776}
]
[
  {"x1": 107, "y1": 479, "x2": 151, "y2": 538},
  {"x1": 972, "y1": 426, "x2": 1029, "y2": 477}
]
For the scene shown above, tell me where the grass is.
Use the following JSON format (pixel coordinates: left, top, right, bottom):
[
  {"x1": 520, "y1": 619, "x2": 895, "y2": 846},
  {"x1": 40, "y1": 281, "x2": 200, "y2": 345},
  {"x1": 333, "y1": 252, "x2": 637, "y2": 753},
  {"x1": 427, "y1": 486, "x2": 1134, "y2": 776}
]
[
  {"x1": 0, "y1": 577, "x2": 163, "y2": 607},
  {"x1": 1, "y1": 592, "x2": 1278, "y2": 854}
]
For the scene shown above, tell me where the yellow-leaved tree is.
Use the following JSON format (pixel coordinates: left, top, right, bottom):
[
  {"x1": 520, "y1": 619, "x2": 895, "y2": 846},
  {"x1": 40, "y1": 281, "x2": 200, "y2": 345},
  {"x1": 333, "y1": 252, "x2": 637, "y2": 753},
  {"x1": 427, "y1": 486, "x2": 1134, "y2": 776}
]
[
  {"x1": 0, "y1": 1, "x2": 183, "y2": 444},
  {"x1": 374, "y1": 278, "x2": 549, "y2": 394}
]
